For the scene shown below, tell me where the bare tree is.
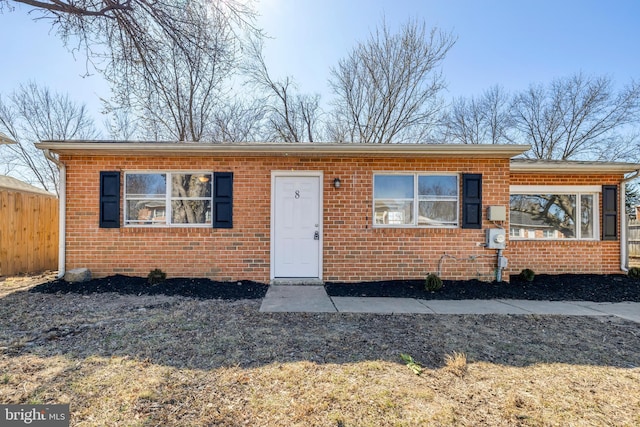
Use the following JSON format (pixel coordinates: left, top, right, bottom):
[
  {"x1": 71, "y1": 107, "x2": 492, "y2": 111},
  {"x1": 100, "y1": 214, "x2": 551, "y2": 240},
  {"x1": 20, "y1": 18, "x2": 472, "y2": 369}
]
[
  {"x1": 443, "y1": 85, "x2": 512, "y2": 144},
  {"x1": 4, "y1": 0, "x2": 258, "y2": 142},
  {"x1": 0, "y1": 82, "x2": 97, "y2": 194},
  {"x1": 103, "y1": 1, "x2": 242, "y2": 141},
  {"x1": 3, "y1": 0, "x2": 255, "y2": 76},
  {"x1": 328, "y1": 19, "x2": 456, "y2": 143},
  {"x1": 103, "y1": 106, "x2": 140, "y2": 140},
  {"x1": 244, "y1": 38, "x2": 322, "y2": 142},
  {"x1": 511, "y1": 73, "x2": 640, "y2": 160},
  {"x1": 209, "y1": 99, "x2": 266, "y2": 142}
]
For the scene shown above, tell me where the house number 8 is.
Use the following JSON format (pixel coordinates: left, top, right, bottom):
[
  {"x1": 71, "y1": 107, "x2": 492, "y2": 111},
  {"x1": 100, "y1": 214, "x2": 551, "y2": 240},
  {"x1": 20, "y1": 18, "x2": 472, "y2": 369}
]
[{"x1": 294, "y1": 190, "x2": 301, "y2": 199}]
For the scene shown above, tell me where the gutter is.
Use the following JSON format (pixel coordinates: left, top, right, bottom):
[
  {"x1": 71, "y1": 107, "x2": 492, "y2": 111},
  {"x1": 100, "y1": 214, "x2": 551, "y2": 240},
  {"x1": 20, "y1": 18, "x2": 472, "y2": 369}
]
[
  {"x1": 43, "y1": 149, "x2": 66, "y2": 279},
  {"x1": 36, "y1": 141, "x2": 531, "y2": 158},
  {"x1": 620, "y1": 169, "x2": 640, "y2": 272}
]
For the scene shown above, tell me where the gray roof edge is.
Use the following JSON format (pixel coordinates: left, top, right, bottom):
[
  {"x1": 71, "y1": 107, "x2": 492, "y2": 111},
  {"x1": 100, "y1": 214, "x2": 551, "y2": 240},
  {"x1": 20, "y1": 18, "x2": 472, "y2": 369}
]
[
  {"x1": 510, "y1": 158, "x2": 640, "y2": 174},
  {"x1": 36, "y1": 140, "x2": 531, "y2": 158}
]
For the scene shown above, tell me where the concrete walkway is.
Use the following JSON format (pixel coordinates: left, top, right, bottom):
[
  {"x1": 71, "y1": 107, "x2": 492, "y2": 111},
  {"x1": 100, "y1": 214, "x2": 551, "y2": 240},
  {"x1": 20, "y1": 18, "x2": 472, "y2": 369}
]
[{"x1": 259, "y1": 285, "x2": 640, "y2": 323}]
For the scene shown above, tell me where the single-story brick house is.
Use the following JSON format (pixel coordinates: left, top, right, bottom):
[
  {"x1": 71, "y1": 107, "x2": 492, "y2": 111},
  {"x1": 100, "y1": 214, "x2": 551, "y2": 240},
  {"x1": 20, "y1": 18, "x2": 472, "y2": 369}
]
[{"x1": 37, "y1": 141, "x2": 640, "y2": 283}]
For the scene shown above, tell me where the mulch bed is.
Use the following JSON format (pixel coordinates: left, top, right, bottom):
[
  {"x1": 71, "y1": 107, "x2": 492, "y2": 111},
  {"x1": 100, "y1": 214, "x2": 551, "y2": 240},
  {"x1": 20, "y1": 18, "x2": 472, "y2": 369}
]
[
  {"x1": 31, "y1": 275, "x2": 269, "y2": 300},
  {"x1": 326, "y1": 274, "x2": 640, "y2": 302},
  {"x1": 30, "y1": 273, "x2": 640, "y2": 302}
]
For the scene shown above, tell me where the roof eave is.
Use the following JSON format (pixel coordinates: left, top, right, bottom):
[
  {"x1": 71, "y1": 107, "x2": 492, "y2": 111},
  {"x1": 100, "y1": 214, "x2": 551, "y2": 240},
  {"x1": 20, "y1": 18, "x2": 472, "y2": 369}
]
[
  {"x1": 36, "y1": 141, "x2": 531, "y2": 158},
  {"x1": 510, "y1": 162, "x2": 640, "y2": 174}
]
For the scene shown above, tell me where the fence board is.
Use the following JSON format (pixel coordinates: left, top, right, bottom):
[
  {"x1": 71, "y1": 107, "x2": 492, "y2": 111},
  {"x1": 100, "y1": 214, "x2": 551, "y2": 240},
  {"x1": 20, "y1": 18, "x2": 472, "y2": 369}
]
[
  {"x1": 628, "y1": 218, "x2": 640, "y2": 262},
  {"x1": 0, "y1": 189, "x2": 58, "y2": 276}
]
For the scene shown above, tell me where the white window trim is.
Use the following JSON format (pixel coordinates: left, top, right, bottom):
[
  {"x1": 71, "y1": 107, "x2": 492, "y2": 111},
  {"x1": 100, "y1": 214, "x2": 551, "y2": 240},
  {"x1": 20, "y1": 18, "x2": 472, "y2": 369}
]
[
  {"x1": 373, "y1": 172, "x2": 459, "y2": 228},
  {"x1": 509, "y1": 185, "x2": 600, "y2": 241},
  {"x1": 124, "y1": 171, "x2": 213, "y2": 227}
]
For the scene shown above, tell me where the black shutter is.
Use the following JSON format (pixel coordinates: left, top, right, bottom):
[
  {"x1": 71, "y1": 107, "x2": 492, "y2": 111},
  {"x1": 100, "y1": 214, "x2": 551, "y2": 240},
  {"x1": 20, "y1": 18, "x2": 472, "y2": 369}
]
[
  {"x1": 213, "y1": 172, "x2": 233, "y2": 228},
  {"x1": 99, "y1": 171, "x2": 120, "y2": 228},
  {"x1": 462, "y1": 173, "x2": 482, "y2": 229},
  {"x1": 602, "y1": 185, "x2": 618, "y2": 240}
]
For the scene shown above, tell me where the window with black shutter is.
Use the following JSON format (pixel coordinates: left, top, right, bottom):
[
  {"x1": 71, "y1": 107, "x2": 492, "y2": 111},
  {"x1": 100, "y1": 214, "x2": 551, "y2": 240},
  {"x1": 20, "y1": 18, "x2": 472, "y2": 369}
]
[{"x1": 121, "y1": 171, "x2": 233, "y2": 227}]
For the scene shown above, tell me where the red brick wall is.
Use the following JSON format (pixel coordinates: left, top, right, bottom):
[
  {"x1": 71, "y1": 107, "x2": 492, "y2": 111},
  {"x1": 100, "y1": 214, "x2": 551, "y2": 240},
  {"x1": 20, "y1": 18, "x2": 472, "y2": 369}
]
[
  {"x1": 508, "y1": 173, "x2": 624, "y2": 276},
  {"x1": 61, "y1": 154, "x2": 511, "y2": 282},
  {"x1": 61, "y1": 155, "x2": 626, "y2": 282}
]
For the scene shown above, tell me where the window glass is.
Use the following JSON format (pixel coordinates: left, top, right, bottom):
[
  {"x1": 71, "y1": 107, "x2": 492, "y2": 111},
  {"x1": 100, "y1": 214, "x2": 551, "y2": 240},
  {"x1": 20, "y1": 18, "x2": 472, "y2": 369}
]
[
  {"x1": 418, "y1": 201, "x2": 457, "y2": 225},
  {"x1": 125, "y1": 174, "x2": 166, "y2": 225},
  {"x1": 374, "y1": 174, "x2": 458, "y2": 227},
  {"x1": 581, "y1": 194, "x2": 594, "y2": 239},
  {"x1": 171, "y1": 174, "x2": 212, "y2": 198},
  {"x1": 418, "y1": 175, "x2": 458, "y2": 225},
  {"x1": 374, "y1": 175, "x2": 414, "y2": 225},
  {"x1": 125, "y1": 172, "x2": 212, "y2": 226},
  {"x1": 374, "y1": 175, "x2": 414, "y2": 199},
  {"x1": 418, "y1": 175, "x2": 457, "y2": 197},
  {"x1": 172, "y1": 200, "x2": 212, "y2": 224},
  {"x1": 126, "y1": 173, "x2": 166, "y2": 197},
  {"x1": 126, "y1": 200, "x2": 167, "y2": 224},
  {"x1": 508, "y1": 193, "x2": 599, "y2": 240},
  {"x1": 374, "y1": 200, "x2": 414, "y2": 225}
]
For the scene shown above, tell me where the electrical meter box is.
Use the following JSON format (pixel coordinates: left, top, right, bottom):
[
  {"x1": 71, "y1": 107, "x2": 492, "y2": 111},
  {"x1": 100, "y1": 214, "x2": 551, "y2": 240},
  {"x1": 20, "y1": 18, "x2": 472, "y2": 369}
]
[
  {"x1": 486, "y1": 228, "x2": 507, "y2": 249},
  {"x1": 487, "y1": 206, "x2": 507, "y2": 221}
]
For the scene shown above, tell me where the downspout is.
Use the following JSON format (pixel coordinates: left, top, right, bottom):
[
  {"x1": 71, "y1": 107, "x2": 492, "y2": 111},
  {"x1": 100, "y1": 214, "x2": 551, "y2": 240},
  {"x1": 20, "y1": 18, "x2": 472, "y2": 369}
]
[
  {"x1": 44, "y1": 149, "x2": 66, "y2": 279},
  {"x1": 619, "y1": 170, "x2": 640, "y2": 272}
]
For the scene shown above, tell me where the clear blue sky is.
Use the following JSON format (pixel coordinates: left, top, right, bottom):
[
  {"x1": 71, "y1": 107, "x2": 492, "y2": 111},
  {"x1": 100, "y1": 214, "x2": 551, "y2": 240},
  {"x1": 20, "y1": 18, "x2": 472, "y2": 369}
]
[{"x1": 1, "y1": 0, "x2": 639, "y2": 133}]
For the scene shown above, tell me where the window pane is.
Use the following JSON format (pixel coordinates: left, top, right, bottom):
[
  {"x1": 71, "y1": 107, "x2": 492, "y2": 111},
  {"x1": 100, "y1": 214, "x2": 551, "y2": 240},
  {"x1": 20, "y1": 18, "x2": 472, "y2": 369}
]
[
  {"x1": 172, "y1": 200, "x2": 212, "y2": 224},
  {"x1": 510, "y1": 194, "x2": 576, "y2": 239},
  {"x1": 418, "y1": 201, "x2": 457, "y2": 225},
  {"x1": 171, "y1": 173, "x2": 212, "y2": 198},
  {"x1": 581, "y1": 194, "x2": 594, "y2": 238},
  {"x1": 374, "y1": 175, "x2": 414, "y2": 199},
  {"x1": 126, "y1": 174, "x2": 166, "y2": 197},
  {"x1": 374, "y1": 201, "x2": 414, "y2": 225},
  {"x1": 126, "y1": 200, "x2": 167, "y2": 225},
  {"x1": 418, "y1": 175, "x2": 457, "y2": 197}
]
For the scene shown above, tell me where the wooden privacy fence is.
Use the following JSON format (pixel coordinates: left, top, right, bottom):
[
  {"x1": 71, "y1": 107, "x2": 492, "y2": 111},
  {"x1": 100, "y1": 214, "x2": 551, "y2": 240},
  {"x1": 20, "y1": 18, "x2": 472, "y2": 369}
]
[
  {"x1": 628, "y1": 217, "x2": 640, "y2": 262},
  {"x1": 0, "y1": 189, "x2": 58, "y2": 276}
]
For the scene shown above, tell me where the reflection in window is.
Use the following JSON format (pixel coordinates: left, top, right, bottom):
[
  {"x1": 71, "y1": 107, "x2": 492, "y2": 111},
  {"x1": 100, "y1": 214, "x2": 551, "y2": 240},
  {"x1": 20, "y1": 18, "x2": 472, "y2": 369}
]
[
  {"x1": 171, "y1": 174, "x2": 212, "y2": 225},
  {"x1": 581, "y1": 195, "x2": 594, "y2": 239},
  {"x1": 374, "y1": 175, "x2": 414, "y2": 225},
  {"x1": 509, "y1": 192, "x2": 597, "y2": 240},
  {"x1": 374, "y1": 174, "x2": 458, "y2": 227},
  {"x1": 418, "y1": 175, "x2": 457, "y2": 226},
  {"x1": 125, "y1": 172, "x2": 212, "y2": 226}
]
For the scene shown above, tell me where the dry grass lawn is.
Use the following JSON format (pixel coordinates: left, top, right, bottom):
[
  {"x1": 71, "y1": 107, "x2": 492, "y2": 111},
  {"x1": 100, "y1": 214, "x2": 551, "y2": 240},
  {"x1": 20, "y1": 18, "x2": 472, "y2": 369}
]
[{"x1": 1, "y1": 274, "x2": 639, "y2": 426}]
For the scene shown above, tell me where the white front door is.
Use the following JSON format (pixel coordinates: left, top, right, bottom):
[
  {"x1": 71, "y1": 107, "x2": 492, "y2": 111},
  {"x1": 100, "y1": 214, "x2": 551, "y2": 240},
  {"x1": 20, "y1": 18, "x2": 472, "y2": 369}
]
[{"x1": 272, "y1": 174, "x2": 322, "y2": 279}]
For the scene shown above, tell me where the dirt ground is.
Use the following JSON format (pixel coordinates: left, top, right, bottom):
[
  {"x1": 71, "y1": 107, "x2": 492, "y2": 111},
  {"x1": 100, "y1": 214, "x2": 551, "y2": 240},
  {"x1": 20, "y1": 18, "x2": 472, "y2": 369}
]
[{"x1": 1, "y1": 273, "x2": 639, "y2": 426}]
